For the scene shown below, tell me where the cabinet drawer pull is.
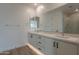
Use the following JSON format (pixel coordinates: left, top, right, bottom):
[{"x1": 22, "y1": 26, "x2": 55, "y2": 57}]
[
  {"x1": 38, "y1": 48, "x2": 42, "y2": 50},
  {"x1": 53, "y1": 41, "x2": 55, "y2": 47},
  {"x1": 38, "y1": 42, "x2": 41, "y2": 44},
  {"x1": 56, "y1": 42, "x2": 58, "y2": 48}
]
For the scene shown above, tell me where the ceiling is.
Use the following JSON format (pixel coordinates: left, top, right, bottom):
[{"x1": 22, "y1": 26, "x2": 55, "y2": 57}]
[
  {"x1": 25, "y1": 3, "x2": 79, "y2": 16},
  {"x1": 26, "y1": 3, "x2": 79, "y2": 16},
  {"x1": 0, "y1": 3, "x2": 67, "y2": 16},
  {"x1": 60, "y1": 3, "x2": 79, "y2": 15},
  {"x1": 24, "y1": 3, "x2": 67, "y2": 14}
]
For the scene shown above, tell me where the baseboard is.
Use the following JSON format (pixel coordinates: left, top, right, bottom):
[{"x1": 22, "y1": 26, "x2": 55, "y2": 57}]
[
  {"x1": 27, "y1": 43, "x2": 44, "y2": 55},
  {"x1": 0, "y1": 43, "x2": 44, "y2": 55}
]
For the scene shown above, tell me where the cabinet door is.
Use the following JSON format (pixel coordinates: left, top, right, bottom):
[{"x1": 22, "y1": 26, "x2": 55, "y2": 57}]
[
  {"x1": 35, "y1": 35, "x2": 42, "y2": 49},
  {"x1": 56, "y1": 41, "x2": 77, "y2": 55},
  {"x1": 28, "y1": 33, "x2": 37, "y2": 47},
  {"x1": 31, "y1": 34, "x2": 39, "y2": 48},
  {"x1": 28, "y1": 33, "x2": 32, "y2": 44},
  {"x1": 42, "y1": 37, "x2": 57, "y2": 55}
]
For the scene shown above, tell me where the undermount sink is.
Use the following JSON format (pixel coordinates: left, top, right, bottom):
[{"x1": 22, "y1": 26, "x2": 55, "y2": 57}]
[{"x1": 55, "y1": 35, "x2": 70, "y2": 38}]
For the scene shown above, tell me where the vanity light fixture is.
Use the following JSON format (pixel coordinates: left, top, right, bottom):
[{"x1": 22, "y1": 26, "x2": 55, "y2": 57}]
[
  {"x1": 36, "y1": 5, "x2": 45, "y2": 13},
  {"x1": 34, "y1": 3, "x2": 38, "y2": 6},
  {"x1": 37, "y1": 5, "x2": 45, "y2": 11},
  {"x1": 38, "y1": 5, "x2": 44, "y2": 9},
  {"x1": 33, "y1": 3, "x2": 44, "y2": 9}
]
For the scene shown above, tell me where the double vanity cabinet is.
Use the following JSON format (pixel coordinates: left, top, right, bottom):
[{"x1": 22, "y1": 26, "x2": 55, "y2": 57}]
[{"x1": 28, "y1": 32, "x2": 79, "y2": 55}]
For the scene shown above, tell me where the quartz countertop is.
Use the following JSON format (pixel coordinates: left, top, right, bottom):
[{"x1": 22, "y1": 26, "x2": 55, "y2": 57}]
[{"x1": 28, "y1": 31, "x2": 79, "y2": 45}]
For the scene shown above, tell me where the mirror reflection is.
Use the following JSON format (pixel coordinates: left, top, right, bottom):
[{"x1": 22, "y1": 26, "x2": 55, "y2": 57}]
[{"x1": 30, "y1": 16, "x2": 39, "y2": 31}]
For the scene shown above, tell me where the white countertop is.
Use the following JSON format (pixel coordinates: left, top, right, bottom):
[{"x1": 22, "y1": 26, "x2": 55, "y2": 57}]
[{"x1": 28, "y1": 31, "x2": 79, "y2": 45}]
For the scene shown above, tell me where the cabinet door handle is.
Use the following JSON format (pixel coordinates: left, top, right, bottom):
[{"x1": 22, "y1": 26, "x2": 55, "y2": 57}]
[
  {"x1": 30, "y1": 35, "x2": 33, "y2": 38},
  {"x1": 56, "y1": 42, "x2": 58, "y2": 48},
  {"x1": 53, "y1": 41, "x2": 55, "y2": 47},
  {"x1": 38, "y1": 48, "x2": 42, "y2": 50},
  {"x1": 38, "y1": 42, "x2": 41, "y2": 44}
]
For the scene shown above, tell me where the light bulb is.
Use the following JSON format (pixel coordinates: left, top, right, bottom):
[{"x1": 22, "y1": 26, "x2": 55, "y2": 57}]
[
  {"x1": 34, "y1": 3, "x2": 38, "y2": 6},
  {"x1": 36, "y1": 5, "x2": 45, "y2": 15}
]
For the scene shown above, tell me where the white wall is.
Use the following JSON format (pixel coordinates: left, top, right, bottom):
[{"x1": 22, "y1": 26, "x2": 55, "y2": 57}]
[
  {"x1": 0, "y1": 3, "x2": 65, "y2": 51},
  {"x1": 39, "y1": 9, "x2": 63, "y2": 32},
  {"x1": 0, "y1": 4, "x2": 34, "y2": 51}
]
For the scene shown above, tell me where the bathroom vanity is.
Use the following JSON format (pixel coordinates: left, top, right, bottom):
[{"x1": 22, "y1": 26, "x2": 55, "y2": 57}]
[
  {"x1": 28, "y1": 32, "x2": 79, "y2": 55},
  {"x1": 28, "y1": 4, "x2": 79, "y2": 55}
]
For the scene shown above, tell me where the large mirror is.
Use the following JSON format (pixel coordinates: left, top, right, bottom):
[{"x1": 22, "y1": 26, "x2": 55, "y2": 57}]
[
  {"x1": 29, "y1": 3, "x2": 79, "y2": 35},
  {"x1": 61, "y1": 3, "x2": 79, "y2": 34}
]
